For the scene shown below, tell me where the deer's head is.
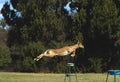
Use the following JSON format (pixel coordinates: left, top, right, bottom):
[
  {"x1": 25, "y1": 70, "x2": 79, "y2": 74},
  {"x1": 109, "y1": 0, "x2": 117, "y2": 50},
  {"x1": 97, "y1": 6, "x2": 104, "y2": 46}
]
[{"x1": 77, "y1": 40, "x2": 84, "y2": 48}]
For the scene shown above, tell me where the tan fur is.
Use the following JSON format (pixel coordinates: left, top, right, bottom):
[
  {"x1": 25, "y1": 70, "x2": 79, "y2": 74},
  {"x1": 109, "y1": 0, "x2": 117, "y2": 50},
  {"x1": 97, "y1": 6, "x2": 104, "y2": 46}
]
[{"x1": 34, "y1": 41, "x2": 84, "y2": 61}]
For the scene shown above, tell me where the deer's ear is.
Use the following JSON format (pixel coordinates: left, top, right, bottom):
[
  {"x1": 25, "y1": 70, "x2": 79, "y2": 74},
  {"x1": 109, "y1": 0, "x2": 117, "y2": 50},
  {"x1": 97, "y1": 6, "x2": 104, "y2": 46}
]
[{"x1": 77, "y1": 39, "x2": 80, "y2": 44}]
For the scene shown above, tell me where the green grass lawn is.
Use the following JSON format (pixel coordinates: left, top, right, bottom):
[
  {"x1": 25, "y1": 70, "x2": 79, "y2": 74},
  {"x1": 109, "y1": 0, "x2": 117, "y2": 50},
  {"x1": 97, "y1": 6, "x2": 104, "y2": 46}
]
[{"x1": 0, "y1": 72, "x2": 120, "y2": 82}]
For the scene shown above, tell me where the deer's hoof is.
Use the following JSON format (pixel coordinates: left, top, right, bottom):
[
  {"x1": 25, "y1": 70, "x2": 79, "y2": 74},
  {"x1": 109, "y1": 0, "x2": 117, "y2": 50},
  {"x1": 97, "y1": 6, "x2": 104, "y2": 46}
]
[{"x1": 34, "y1": 58, "x2": 39, "y2": 61}]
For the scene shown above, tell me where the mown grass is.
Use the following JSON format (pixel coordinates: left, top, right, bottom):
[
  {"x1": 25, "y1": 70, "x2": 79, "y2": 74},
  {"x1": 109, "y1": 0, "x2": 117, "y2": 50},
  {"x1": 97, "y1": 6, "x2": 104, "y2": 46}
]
[{"x1": 0, "y1": 72, "x2": 120, "y2": 82}]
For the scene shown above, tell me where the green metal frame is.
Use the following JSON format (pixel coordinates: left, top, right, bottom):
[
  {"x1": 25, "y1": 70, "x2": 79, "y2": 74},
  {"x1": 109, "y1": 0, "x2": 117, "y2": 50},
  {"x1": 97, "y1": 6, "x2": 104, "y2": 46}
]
[{"x1": 64, "y1": 63, "x2": 78, "y2": 82}]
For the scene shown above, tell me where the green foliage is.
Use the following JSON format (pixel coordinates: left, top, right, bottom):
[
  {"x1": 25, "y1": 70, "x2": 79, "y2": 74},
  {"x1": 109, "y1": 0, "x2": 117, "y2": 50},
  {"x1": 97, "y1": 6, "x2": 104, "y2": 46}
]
[
  {"x1": 86, "y1": 0, "x2": 117, "y2": 53},
  {"x1": 0, "y1": 19, "x2": 6, "y2": 29},
  {"x1": 10, "y1": 42, "x2": 45, "y2": 72},
  {"x1": 55, "y1": 62, "x2": 66, "y2": 73},
  {"x1": 25, "y1": 41, "x2": 45, "y2": 57},
  {"x1": 88, "y1": 57, "x2": 102, "y2": 73},
  {"x1": 0, "y1": 48, "x2": 11, "y2": 69},
  {"x1": 22, "y1": 57, "x2": 37, "y2": 72},
  {"x1": 1, "y1": 0, "x2": 120, "y2": 72}
]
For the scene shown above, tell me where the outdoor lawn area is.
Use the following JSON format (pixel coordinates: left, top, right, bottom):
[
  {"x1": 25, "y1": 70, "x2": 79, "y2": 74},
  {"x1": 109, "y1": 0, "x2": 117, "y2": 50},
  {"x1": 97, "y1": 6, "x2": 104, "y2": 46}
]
[{"x1": 0, "y1": 72, "x2": 120, "y2": 82}]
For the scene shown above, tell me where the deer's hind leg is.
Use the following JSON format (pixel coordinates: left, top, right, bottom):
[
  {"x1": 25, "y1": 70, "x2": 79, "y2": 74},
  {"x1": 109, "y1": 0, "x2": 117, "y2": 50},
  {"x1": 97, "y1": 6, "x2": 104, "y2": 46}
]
[{"x1": 34, "y1": 54, "x2": 45, "y2": 61}]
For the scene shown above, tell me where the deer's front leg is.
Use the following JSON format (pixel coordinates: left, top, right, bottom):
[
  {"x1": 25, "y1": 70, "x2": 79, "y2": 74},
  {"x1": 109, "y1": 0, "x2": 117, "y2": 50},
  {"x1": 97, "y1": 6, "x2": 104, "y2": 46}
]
[{"x1": 71, "y1": 50, "x2": 76, "y2": 57}]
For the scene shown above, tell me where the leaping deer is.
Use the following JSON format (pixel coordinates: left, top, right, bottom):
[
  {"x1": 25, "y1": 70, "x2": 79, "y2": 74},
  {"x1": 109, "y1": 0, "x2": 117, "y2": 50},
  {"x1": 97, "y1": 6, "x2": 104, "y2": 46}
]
[{"x1": 34, "y1": 40, "x2": 84, "y2": 61}]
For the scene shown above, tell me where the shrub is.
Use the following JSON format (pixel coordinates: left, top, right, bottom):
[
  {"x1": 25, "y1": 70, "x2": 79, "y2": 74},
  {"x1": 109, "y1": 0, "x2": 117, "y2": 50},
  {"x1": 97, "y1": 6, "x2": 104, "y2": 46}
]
[
  {"x1": 22, "y1": 57, "x2": 37, "y2": 72},
  {"x1": 88, "y1": 57, "x2": 102, "y2": 73},
  {"x1": 0, "y1": 48, "x2": 11, "y2": 69}
]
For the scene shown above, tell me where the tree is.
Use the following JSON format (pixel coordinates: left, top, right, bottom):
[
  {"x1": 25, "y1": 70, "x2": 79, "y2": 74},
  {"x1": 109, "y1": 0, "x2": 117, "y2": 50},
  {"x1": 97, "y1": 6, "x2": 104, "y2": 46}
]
[
  {"x1": 79, "y1": 0, "x2": 120, "y2": 72},
  {"x1": 3, "y1": 0, "x2": 81, "y2": 72},
  {"x1": 1, "y1": 0, "x2": 68, "y2": 46},
  {"x1": 0, "y1": 19, "x2": 6, "y2": 29},
  {"x1": 0, "y1": 48, "x2": 11, "y2": 69},
  {"x1": 69, "y1": 0, "x2": 120, "y2": 72},
  {"x1": 1, "y1": 0, "x2": 120, "y2": 73}
]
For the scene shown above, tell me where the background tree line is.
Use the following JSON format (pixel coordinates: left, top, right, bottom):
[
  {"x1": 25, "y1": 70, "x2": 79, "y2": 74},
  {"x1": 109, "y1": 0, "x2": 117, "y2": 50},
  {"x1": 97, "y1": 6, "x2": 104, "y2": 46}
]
[{"x1": 0, "y1": 0, "x2": 120, "y2": 73}]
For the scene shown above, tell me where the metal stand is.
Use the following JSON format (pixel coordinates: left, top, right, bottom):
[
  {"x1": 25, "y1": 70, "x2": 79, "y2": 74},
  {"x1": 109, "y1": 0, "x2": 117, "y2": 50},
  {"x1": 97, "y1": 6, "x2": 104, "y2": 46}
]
[
  {"x1": 64, "y1": 63, "x2": 78, "y2": 82},
  {"x1": 106, "y1": 70, "x2": 120, "y2": 82}
]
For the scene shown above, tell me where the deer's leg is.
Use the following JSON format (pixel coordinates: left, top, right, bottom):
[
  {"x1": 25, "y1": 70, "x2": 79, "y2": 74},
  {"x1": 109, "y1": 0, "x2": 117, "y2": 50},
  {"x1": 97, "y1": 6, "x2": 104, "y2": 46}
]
[
  {"x1": 34, "y1": 54, "x2": 44, "y2": 61},
  {"x1": 71, "y1": 50, "x2": 76, "y2": 57}
]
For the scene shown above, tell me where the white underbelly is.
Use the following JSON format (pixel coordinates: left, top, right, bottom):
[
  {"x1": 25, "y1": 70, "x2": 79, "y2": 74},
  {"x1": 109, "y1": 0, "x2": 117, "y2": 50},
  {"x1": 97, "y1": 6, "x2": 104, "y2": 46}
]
[{"x1": 57, "y1": 51, "x2": 70, "y2": 56}]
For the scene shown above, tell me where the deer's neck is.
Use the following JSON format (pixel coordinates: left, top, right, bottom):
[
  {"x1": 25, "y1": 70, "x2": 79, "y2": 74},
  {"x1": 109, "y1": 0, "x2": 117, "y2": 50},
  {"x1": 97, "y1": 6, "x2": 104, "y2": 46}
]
[{"x1": 70, "y1": 44, "x2": 79, "y2": 50}]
